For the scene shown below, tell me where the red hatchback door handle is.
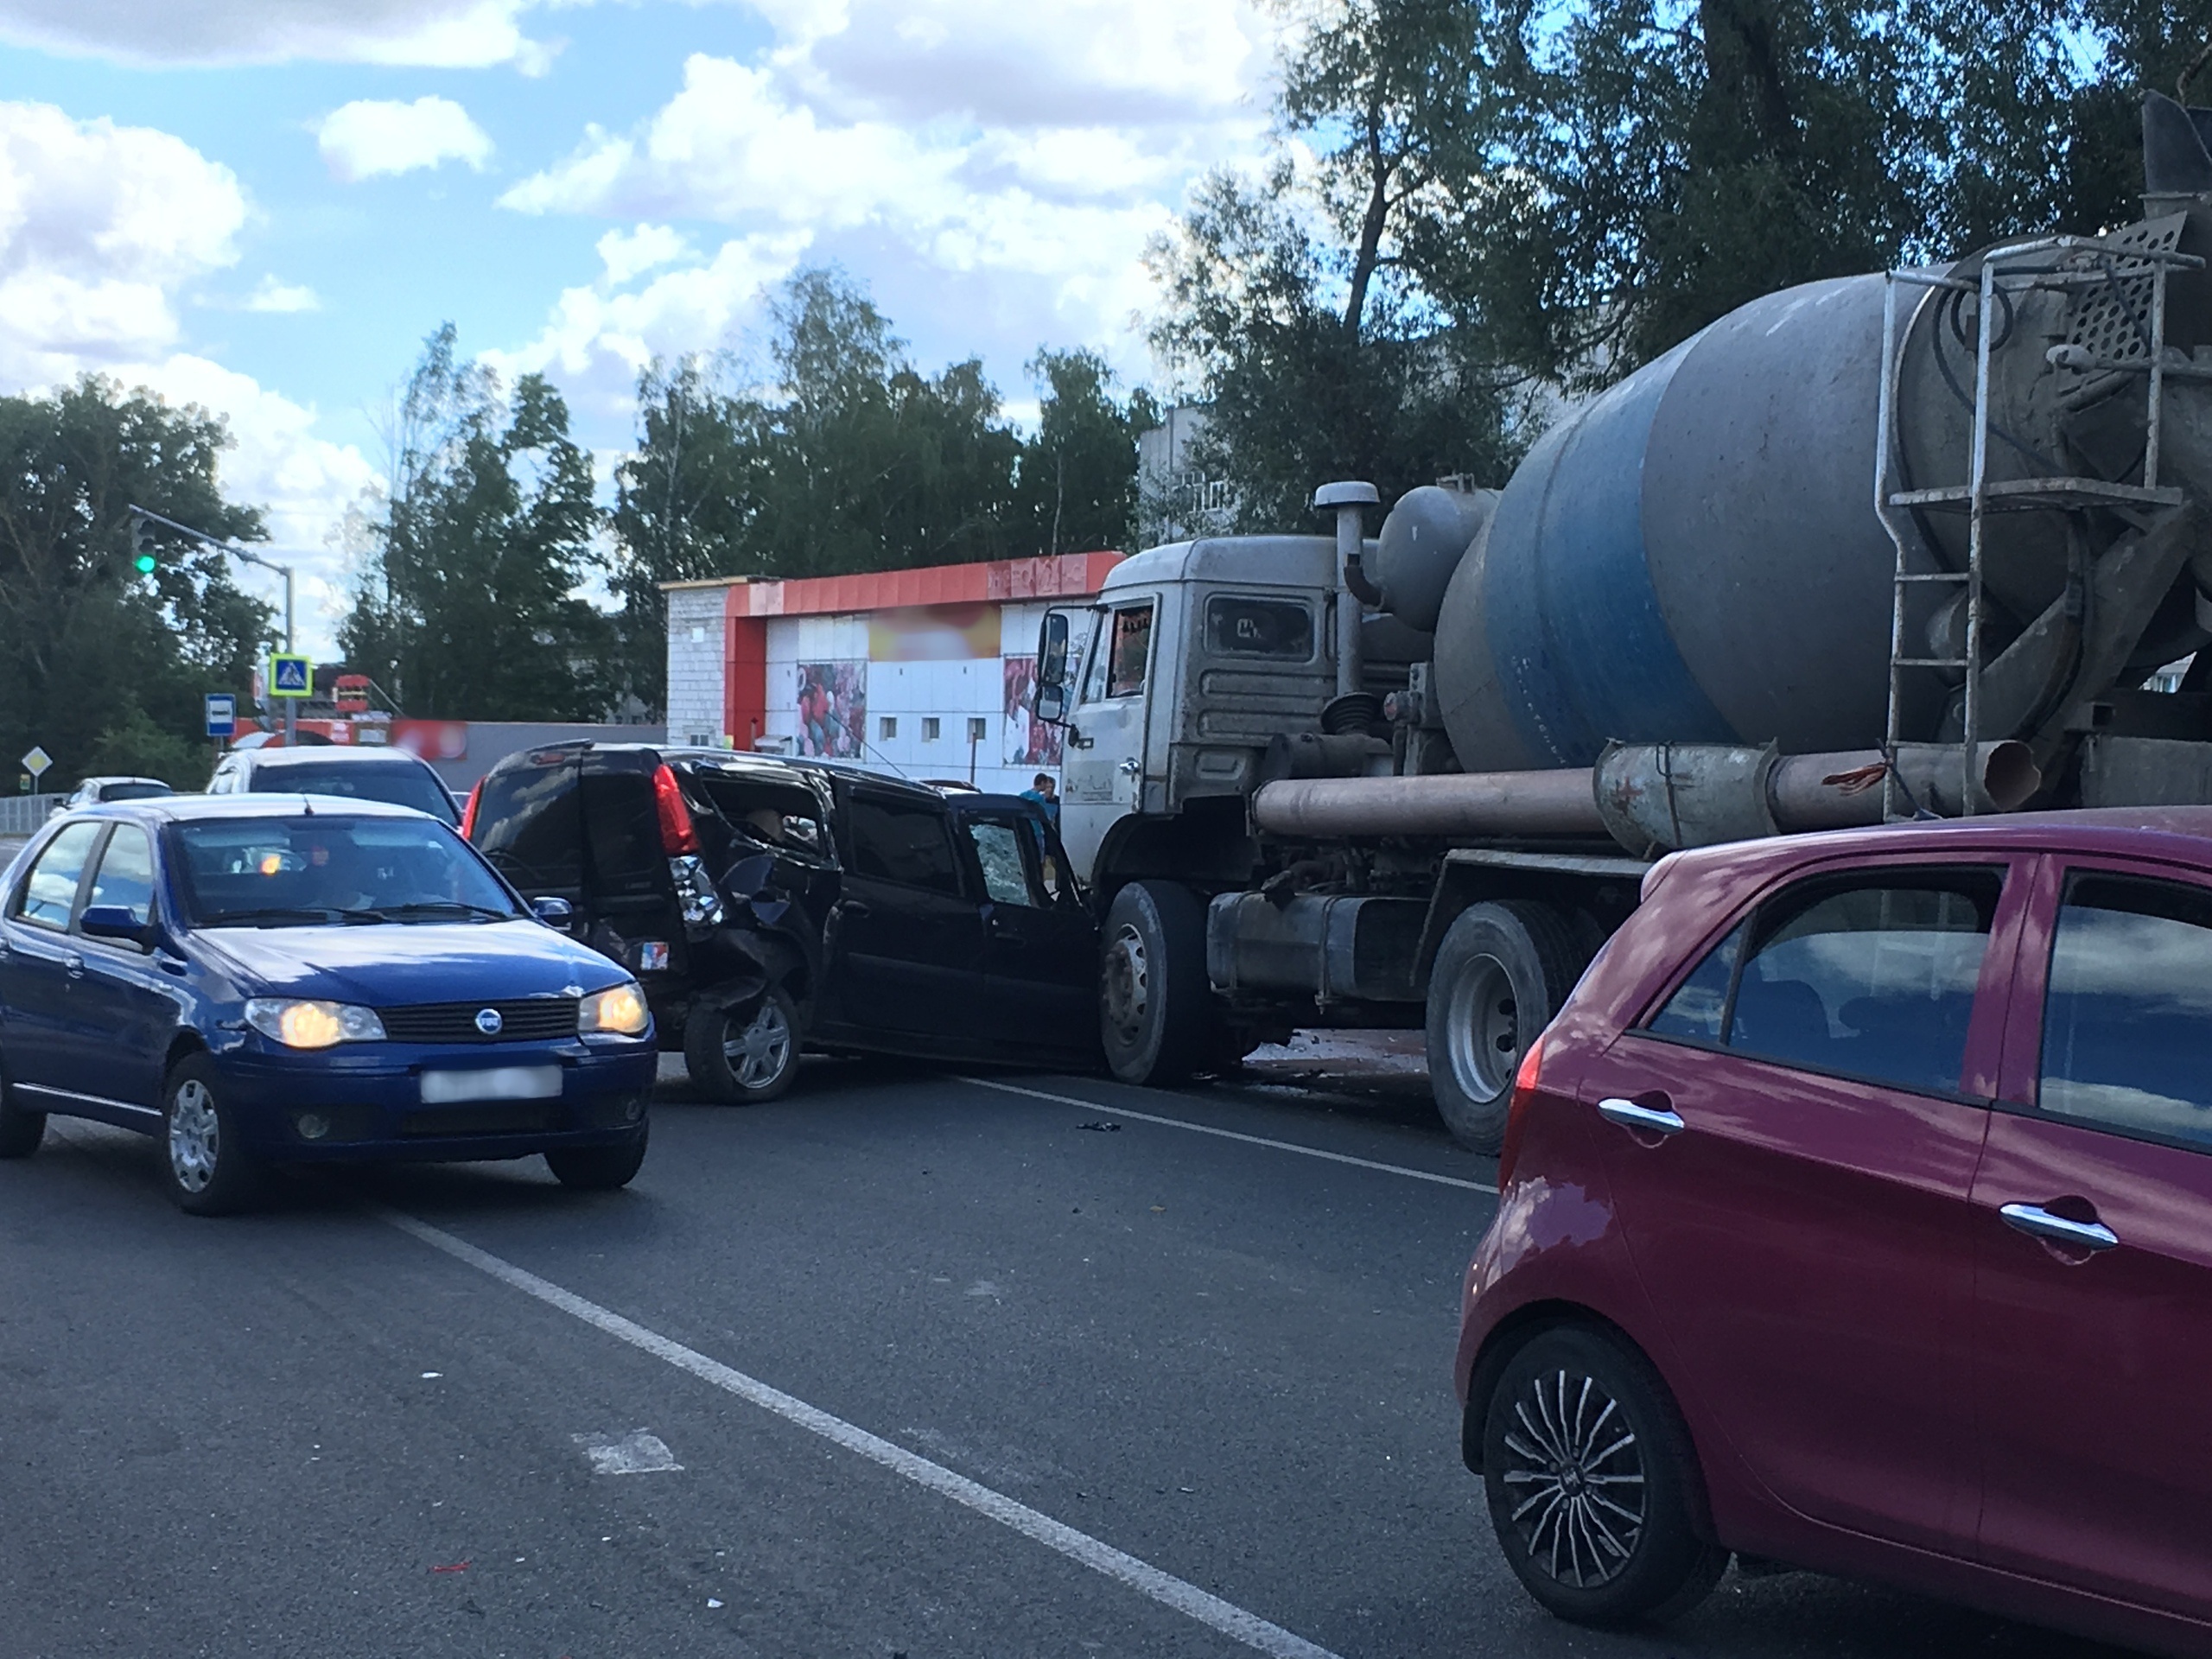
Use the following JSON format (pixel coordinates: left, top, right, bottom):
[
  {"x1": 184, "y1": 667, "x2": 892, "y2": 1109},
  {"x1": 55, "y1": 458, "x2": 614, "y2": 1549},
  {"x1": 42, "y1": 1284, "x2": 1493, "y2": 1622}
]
[
  {"x1": 1999, "y1": 1203, "x2": 2120, "y2": 1253},
  {"x1": 1598, "y1": 1096, "x2": 1684, "y2": 1135}
]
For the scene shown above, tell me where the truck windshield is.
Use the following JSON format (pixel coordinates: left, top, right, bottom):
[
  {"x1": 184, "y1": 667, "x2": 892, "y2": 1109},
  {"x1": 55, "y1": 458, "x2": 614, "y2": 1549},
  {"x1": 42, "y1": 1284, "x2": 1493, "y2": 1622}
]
[
  {"x1": 173, "y1": 817, "x2": 523, "y2": 926},
  {"x1": 1106, "y1": 605, "x2": 1153, "y2": 697}
]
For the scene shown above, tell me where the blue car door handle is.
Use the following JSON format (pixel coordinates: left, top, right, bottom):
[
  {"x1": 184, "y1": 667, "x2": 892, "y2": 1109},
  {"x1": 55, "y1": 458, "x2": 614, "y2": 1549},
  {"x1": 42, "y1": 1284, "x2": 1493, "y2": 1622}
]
[{"x1": 61, "y1": 951, "x2": 84, "y2": 979}]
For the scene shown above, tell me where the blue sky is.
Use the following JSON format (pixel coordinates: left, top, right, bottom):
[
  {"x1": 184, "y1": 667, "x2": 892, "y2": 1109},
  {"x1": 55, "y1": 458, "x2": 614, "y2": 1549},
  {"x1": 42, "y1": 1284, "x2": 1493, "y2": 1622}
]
[{"x1": 0, "y1": 0, "x2": 1275, "y2": 651}]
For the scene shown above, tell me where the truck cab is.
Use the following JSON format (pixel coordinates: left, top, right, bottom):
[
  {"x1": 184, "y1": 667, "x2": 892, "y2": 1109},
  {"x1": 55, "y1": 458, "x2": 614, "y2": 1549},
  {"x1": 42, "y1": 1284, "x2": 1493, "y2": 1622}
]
[{"x1": 1042, "y1": 537, "x2": 1342, "y2": 889}]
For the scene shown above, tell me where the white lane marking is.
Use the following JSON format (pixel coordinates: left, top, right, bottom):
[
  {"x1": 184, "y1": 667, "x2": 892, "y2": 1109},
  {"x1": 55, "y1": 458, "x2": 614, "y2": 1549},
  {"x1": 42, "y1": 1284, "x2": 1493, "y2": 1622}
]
[
  {"x1": 574, "y1": 1428, "x2": 683, "y2": 1475},
  {"x1": 961, "y1": 1077, "x2": 1494, "y2": 1194},
  {"x1": 382, "y1": 1210, "x2": 1343, "y2": 1659}
]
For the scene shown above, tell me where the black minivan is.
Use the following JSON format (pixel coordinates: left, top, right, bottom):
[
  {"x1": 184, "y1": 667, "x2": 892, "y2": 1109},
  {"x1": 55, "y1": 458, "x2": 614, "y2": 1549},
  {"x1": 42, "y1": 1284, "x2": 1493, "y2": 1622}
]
[{"x1": 465, "y1": 744, "x2": 1098, "y2": 1100}]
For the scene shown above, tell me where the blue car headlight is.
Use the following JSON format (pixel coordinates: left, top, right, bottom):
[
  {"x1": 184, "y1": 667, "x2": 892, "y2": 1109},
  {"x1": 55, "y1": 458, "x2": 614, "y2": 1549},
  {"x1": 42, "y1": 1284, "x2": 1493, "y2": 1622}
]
[
  {"x1": 578, "y1": 982, "x2": 650, "y2": 1036},
  {"x1": 245, "y1": 998, "x2": 387, "y2": 1049}
]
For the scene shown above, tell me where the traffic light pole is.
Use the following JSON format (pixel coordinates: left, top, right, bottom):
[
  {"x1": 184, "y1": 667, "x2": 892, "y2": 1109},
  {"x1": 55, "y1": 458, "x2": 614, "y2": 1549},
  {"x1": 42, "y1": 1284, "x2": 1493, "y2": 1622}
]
[{"x1": 127, "y1": 505, "x2": 299, "y2": 744}]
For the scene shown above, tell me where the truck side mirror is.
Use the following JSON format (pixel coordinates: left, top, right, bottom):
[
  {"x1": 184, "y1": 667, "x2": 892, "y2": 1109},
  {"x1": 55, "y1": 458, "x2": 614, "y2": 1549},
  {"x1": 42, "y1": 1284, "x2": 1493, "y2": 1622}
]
[{"x1": 1033, "y1": 611, "x2": 1071, "y2": 725}]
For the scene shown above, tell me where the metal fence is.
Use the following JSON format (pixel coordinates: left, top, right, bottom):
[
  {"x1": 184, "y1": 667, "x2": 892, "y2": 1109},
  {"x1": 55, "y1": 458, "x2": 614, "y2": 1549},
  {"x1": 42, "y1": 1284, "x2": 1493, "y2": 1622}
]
[{"x1": 0, "y1": 795, "x2": 60, "y2": 836}]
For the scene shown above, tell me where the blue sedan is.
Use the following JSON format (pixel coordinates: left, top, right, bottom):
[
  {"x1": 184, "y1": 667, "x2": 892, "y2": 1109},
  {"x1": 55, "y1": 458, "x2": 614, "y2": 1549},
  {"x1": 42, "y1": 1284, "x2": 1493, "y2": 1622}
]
[{"x1": 0, "y1": 796, "x2": 658, "y2": 1214}]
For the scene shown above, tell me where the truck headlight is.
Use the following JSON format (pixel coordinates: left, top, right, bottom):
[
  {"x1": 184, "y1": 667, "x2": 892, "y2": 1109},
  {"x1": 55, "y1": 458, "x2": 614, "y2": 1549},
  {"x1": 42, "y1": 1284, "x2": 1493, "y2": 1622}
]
[
  {"x1": 245, "y1": 998, "x2": 386, "y2": 1049},
  {"x1": 579, "y1": 982, "x2": 650, "y2": 1036}
]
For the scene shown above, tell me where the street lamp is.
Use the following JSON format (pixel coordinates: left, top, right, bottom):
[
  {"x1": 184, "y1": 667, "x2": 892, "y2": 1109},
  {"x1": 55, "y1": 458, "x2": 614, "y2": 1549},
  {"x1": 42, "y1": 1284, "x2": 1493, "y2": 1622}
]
[{"x1": 128, "y1": 503, "x2": 301, "y2": 746}]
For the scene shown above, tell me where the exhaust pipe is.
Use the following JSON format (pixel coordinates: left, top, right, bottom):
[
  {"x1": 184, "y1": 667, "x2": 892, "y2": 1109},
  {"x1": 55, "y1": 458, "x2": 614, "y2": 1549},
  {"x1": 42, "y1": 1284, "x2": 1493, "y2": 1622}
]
[{"x1": 1249, "y1": 741, "x2": 2040, "y2": 850}]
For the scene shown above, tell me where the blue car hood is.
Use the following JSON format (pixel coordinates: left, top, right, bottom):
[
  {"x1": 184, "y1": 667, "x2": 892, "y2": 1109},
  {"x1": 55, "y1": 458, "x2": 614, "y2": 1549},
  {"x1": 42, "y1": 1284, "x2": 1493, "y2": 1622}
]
[{"x1": 194, "y1": 921, "x2": 622, "y2": 1006}]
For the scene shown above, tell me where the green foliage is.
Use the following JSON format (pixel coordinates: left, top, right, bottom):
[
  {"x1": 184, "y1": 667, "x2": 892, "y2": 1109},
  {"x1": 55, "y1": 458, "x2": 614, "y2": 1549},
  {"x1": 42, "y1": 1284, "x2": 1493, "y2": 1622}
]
[
  {"x1": 1147, "y1": 0, "x2": 1527, "y2": 531},
  {"x1": 609, "y1": 270, "x2": 1151, "y2": 713},
  {"x1": 1014, "y1": 349, "x2": 1159, "y2": 556},
  {"x1": 1412, "y1": 0, "x2": 2212, "y2": 391},
  {"x1": 340, "y1": 325, "x2": 615, "y2": 721},
  {"x1": 0, "y1": 376, "x2": 270, "y2": 791}
]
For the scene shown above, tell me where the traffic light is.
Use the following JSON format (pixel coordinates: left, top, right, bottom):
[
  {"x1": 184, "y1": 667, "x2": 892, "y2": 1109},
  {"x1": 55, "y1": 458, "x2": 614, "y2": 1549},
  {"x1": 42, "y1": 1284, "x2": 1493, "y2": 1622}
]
[{"x1": 130, "y1": 512, "x2": 156, "y2": 575}]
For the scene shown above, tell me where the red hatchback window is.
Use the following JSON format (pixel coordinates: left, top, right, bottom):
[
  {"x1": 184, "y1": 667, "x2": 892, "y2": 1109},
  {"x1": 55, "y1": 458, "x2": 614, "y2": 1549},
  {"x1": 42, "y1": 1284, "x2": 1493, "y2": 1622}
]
[
  {"x1": 2038, "y1": 870, "x2": 2212, "y2": 1147},
  {"x1": 1642, "y1": 867, "x2": 2005, "y2": 1098}
]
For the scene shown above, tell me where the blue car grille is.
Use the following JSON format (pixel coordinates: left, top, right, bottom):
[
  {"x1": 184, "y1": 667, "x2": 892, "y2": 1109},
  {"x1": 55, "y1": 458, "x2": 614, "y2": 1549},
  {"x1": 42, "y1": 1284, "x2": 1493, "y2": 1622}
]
[{"x1": 377, "y1": 998, "x2": 580, "y2": 1044}]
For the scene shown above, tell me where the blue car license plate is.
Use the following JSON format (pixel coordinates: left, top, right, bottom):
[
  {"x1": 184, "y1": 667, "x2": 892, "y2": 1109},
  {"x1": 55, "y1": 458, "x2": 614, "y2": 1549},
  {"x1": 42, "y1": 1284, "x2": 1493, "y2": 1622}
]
[{"x1": 420, "y1": 1065, "x2": 562, "y2": 1104}]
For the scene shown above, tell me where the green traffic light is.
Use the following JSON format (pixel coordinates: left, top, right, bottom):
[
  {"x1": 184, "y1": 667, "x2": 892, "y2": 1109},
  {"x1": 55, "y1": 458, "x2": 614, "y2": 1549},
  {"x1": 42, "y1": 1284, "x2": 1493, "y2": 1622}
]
[{"x1": 133, "y1": 553, "x2": 157, "y2": 575}]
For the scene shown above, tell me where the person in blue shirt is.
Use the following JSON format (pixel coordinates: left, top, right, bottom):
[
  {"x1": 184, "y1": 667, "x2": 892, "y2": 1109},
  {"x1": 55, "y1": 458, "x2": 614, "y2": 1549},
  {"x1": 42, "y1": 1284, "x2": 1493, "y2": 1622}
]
[{"x1": 1020, "y1": 772, "x2": 1059, "y2": 824}]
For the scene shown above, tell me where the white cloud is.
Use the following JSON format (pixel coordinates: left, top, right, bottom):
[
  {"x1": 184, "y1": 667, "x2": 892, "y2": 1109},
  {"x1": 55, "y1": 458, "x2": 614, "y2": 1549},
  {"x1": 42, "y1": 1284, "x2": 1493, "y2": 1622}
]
[
  {"x1": 595, "y1": 222, "x2": 690, "y2": 286},
  {"x1": 485, "y1": 229, "x2": 811, "y2": 419},
  {"x1": 499, "y1": 6, "x2": 1273, "y2": 397},
  {"x1": 0, "y1": 0, "x2": 550, "y2": 71},
  {"x1": 0, "y1": 101, "x2": 246, "y2": 383},
  {"x1": 317, "y1": 97, "x2": 494, "y2": 183},
  {"x1": 245, "y1": 276, "x2": 321, "y2": 313},
  {"x1": 0, "y1": 100, "x2": 373, "y2": 652}
]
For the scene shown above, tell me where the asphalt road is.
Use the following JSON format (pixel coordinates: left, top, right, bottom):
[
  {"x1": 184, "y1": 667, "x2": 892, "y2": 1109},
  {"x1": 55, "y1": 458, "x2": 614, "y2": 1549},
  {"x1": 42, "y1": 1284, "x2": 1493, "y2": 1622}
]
[{"x1": 0, "y1": 1053, "x2": 2138, "y2": 1659}]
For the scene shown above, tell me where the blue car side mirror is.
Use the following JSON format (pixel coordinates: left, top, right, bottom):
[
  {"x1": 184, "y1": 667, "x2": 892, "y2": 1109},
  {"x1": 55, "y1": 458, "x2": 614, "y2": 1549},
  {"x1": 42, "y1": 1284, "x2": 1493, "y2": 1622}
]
[
  {"x1": 80, "y1": 905, "x2": 156, "y2": 950},
  {"x1": 531, "y1": 896, "x2": 575, "y2": 930}
]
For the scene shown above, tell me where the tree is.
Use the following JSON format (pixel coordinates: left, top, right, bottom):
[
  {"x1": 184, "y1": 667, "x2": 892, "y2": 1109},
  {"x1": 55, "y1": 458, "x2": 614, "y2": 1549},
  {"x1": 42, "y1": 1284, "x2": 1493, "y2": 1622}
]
[
  {"x1": 610, "y1": 269, "x2": 1149, "y2": 713},
  {"x1": 1412, "y1": 0, "x2": 2212, "y2": 392},
  {"x1": 1014, "y1": 350, "x2": 1158, "y2": 556},
  {"x1": 0, "y1": 377, "x2": 271, "y2": 789},
  {"x1": 1147, "y1": 0, "x2": 1526, "y2": 531},
  {"x1": 341, "y1": 326, "x2": 614, "y2": 721}
]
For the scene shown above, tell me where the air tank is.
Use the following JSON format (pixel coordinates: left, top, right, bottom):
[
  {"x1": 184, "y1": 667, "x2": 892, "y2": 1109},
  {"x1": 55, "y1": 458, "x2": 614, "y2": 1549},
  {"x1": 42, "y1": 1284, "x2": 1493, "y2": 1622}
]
[{"x1": 1426, "y1": 150, "x2": 2212, "y2": 772}]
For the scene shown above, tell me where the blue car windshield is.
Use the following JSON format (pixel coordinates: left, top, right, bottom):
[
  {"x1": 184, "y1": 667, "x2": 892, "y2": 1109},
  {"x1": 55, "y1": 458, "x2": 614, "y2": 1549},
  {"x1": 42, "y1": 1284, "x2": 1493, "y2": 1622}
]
[{"x1": 174, "y1": 817, "x2": 524, "y2": 926}]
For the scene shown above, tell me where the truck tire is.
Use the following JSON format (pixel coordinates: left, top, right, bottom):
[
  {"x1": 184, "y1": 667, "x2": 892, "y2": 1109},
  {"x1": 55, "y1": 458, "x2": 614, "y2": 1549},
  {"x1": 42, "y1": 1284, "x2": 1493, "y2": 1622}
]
[
  {"x1": 1099, "y1": 880, "x2": 1210, "y2": 1085},
  {"x1": 1427, "y1": 900, "x2": 1584, "y2": 1154}
]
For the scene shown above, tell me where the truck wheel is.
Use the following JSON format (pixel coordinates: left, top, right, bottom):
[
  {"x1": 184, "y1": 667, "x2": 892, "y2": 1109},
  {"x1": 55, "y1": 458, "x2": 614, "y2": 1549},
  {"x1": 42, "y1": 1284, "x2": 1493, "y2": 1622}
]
[
  {"x1": 1100, "y1": 880, "x2": 1209, "y2": 1085},
  {"x1": 685, "y1": 983, "x2": 801, "y2": 1104},
  {"x1": 1427, "y1": 901, "x2": 1584, "y2": 1154}
]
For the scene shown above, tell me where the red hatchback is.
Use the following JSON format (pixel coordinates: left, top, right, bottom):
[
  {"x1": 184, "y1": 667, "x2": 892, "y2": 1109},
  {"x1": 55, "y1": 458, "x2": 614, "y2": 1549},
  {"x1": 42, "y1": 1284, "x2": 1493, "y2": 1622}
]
[{"x1": 1456, "y1": 809, "x2": 2212, "y2": 1656}]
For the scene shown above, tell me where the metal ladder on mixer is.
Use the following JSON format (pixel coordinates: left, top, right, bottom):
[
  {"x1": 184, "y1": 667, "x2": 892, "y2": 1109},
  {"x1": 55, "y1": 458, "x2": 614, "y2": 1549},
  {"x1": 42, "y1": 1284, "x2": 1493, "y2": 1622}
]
[{"x1": 1872, "y1": 230, "x2": 2201, "y2": 821}]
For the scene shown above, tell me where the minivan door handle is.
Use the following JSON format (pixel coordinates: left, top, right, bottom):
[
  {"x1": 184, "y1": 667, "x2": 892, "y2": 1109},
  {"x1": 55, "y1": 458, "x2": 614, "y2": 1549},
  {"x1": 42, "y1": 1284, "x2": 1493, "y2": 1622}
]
[
  {"x1": 1999, "y1": 1203, "x2": 2120, "y2": 1252},
  {"x1": 1597, "y1": 1096, "x2": 1684, "y2": 1135}
]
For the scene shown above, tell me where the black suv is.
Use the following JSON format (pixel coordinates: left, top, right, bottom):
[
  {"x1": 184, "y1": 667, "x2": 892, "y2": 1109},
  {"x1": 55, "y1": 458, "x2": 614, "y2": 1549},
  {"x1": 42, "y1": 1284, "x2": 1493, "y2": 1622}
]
[{"x1": 466, "y1": 744, "x2": 1097, "y2": 1100}]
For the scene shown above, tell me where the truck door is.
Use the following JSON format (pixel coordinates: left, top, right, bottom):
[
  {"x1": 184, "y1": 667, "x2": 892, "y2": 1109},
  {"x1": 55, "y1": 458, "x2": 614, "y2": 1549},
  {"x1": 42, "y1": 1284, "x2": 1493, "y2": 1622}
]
[{"x1": 1058, "y1": 597, "x2": 1155, "y2": 884}]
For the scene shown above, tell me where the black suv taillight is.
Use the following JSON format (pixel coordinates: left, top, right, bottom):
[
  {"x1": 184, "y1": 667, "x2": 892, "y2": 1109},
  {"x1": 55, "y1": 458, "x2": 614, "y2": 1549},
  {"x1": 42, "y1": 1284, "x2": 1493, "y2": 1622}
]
[{"x1": 652, "y1": 763, "x2": 699, "y2": 855}]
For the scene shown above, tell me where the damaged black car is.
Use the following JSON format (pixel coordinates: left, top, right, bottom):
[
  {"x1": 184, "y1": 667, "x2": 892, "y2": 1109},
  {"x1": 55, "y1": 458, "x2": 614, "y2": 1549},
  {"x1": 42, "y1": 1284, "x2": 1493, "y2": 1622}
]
[{"x1": 465, "y1": 744, "x2": 1098, "y2": 1102}]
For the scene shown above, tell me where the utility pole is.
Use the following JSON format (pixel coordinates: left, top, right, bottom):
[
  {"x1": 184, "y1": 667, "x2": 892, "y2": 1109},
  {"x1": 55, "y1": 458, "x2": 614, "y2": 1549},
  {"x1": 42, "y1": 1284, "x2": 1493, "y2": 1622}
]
[{"x1": 129, "y1": 505, "x2": 300, "y2": 745}]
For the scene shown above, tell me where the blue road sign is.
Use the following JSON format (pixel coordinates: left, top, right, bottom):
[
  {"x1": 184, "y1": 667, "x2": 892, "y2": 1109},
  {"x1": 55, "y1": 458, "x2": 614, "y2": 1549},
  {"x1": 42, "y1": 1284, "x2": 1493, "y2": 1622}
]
[
  {"x1": 268, "y1": 653, "x2": 313, "y2": 698},
  {"x1": 204, "y1": 694, "x2": 236, "y2": 738}
]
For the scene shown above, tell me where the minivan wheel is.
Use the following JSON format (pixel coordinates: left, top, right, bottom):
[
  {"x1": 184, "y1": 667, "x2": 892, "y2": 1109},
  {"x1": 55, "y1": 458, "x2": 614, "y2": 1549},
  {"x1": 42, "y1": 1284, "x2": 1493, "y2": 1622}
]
[
  {"x1": 162, "y1": 1056, "x2": 262, "y2": 1217},
  {"x1": 1426, "y1": 901, "x2": 1585, "y2": 1154},
  {"x1": 545, "y1": 1125, "x2": 648, "y2": 1191},
  {"x1": 1481, "y1": 1324, "x2": 1726, "y2": 1628},
  {"x1": 0, "y1": 1064, "x2": 45, "y2": 1159},
  {"x1": 685, "y1": 983, "x2": 800, "y2": 1103},
  {"x1": 1099, "y1": 880, "x2": 1209, "y2": 1085}
]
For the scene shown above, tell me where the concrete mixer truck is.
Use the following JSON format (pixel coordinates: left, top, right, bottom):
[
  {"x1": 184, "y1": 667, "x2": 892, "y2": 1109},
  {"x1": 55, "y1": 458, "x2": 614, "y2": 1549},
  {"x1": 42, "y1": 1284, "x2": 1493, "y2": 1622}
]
[{"x1": 1027, "y1": 91, "x2": 2212, "y2": 1151}]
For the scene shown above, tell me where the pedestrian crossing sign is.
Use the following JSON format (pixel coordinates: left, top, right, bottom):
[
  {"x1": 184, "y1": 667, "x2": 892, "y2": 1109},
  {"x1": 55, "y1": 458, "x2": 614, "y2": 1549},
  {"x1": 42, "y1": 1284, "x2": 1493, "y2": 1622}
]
[{"x1": 269, "y1": 653, "x2": 313, "y2": 698}]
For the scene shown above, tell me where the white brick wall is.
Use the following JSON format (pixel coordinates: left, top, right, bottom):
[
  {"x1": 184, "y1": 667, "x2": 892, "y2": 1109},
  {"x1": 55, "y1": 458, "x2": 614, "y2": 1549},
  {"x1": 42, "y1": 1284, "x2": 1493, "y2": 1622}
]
[{"x1": 664, "y1": 587, "x2": 728, "y2": 747}]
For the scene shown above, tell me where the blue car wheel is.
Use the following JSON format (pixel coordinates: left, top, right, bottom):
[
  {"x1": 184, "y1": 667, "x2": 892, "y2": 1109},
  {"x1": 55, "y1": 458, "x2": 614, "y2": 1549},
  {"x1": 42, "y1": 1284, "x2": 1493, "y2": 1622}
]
[{"x1": 162, "y1": 1056, "x2": 263, "y2": 1217}]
